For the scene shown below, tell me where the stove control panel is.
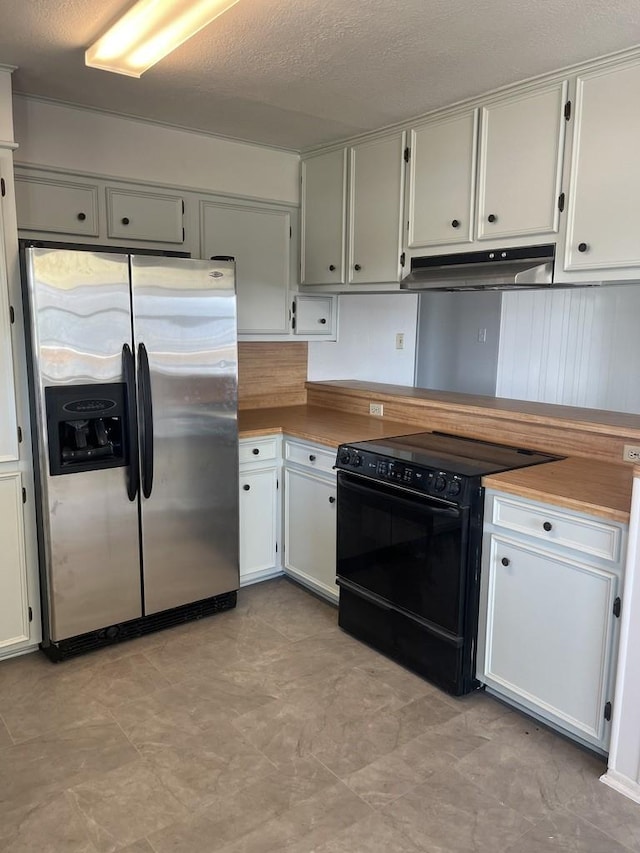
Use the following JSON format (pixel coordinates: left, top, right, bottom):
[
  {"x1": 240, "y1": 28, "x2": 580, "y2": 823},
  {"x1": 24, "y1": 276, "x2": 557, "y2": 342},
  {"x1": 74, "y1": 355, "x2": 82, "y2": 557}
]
[{"x1": 335, "y1": 446, "x2": 468, "y2": 504}]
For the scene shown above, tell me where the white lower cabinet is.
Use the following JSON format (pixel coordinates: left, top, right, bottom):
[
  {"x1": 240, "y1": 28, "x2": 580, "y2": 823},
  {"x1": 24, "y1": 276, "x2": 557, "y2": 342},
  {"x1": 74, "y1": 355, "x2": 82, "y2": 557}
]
[
  {"x1": 283, "y1": 439, "x2": 338, "y2": 603},
  {"x1": 477, "y1": 489, "x2": 626, "y2": 753},
  {"x1": 0, "y1": 473, "x2": 31, "y2": 651},
  {"x1": 238, "y1": 437, "x2": 281, "y2": 586}
]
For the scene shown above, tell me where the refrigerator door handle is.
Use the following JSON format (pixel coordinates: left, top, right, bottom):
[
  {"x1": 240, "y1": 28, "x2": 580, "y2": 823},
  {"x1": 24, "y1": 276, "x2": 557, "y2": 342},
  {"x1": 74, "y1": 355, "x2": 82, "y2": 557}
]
[
  {"x1": 122, "y1": 343, "x2": 139, "y2": 502},
  {"x1": 137, "y1": 342, "x2": 154, "y2": 499}
]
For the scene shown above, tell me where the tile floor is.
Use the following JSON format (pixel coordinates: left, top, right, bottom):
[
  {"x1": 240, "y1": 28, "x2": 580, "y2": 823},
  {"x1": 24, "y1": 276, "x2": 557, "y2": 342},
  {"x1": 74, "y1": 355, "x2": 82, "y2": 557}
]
[{"x1": 1, "y1": 577, "x2": 639, "y2": 852}]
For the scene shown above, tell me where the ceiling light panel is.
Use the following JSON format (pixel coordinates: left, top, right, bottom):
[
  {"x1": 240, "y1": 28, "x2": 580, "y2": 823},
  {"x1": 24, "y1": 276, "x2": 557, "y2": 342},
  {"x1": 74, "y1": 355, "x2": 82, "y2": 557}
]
[{"x1": 85, "y1": 0, "x2": 240, "y2": 77}]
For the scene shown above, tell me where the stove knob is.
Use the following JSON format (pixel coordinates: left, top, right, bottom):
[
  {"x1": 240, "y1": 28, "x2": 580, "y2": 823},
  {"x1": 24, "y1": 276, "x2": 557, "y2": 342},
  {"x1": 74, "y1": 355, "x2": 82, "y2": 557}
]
[
  {"x1": 352, "y1": 455, "x2": 363, "y2": 467},
  {"x1": 434, "y1": 475, "x2": 447, "y2": 492},
  {"x1": 338, "y1": 451, "x2": 351, "y2": 465},
  {"x1": 448, "y1": 480, "x2": 462, "y2": 496}
]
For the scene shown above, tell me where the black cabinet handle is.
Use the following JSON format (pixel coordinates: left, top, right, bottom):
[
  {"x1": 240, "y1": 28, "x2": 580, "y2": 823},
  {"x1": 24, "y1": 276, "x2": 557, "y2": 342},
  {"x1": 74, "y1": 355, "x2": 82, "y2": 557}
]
[
  {"x1": 578, "y1": 242, "x2": 588, "y2": 253},
  {"x1": 329, "y1": 496, "x2": 336, "y2": 504},
  {"x1": 243, "y1": 484, "x2": 250, "y2": 491},
  {"x1": 501, "y1": 557, "x2": 510, "y2": 566},
  {"x1": 487, "y1": 214, "x2": 497, "y2": 223},
  {"x1": 121, "y1": 217, "x2": 130, "y2": 225},
  {"x1": 77, "y1": 212, "x2": 86, "y2": 221},
  {"x1": 329, "y1": 264, "x2": 336, "y2": 271},
  {"x1": 309, "y1": 454, "x2": 316, "y2": 462},
  {"x1": 319, "y1": 318, "x2": 327, "y2": 325},
  {"x1": 451, "y1": 219, "x2": 460, "y2": 228},
  {"x1": 543, "y1": 521, "x2": 553, "y2": 532},
  {"x1": 252, "y1": 448, "x2": 260, "y2": 455},
  {"x1": 354, "y1": 264, "x2": 362, "y2": 271}
]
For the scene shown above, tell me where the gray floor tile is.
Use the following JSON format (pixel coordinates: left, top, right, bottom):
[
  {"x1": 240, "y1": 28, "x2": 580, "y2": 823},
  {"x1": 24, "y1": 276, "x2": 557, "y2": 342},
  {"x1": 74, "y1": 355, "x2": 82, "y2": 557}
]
[
  {"x1": 307, "y1": 811, "x2": 426, "y2": 853},
  {"x1": 0, "y1": 712, "x2": 12, "y2": 747},
  {"x1": 565, "y1": 775, "x2": 640, "y2": 851},
  {"x1": 503, "y1": 808, "x2": 632, "y2": 852},
  {"x1": 0, "y1": 790, "x2": 98, "y2": 853}
]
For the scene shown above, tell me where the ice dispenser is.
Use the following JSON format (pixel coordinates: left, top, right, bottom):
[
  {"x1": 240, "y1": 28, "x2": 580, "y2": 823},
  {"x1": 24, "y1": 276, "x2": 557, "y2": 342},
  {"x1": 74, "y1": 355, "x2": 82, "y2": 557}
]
[{"x1": 45, "y1": 384, "x2": 129, "y2": 475}]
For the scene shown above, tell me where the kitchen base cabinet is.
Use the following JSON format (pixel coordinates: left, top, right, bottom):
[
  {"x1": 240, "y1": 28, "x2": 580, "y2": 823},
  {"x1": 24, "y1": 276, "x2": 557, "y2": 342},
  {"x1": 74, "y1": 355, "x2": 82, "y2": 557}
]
[
  {"x1": 477, "y1": 490, "x2": 626, "y2": 753},
  {"x1": 239, "y1": 436, "x2": 282, "y2": 586},
  {"x1": 283, "y1": 438, "x2": 337, "y2": 603},
  {"x1": 0, "y1": 473, "x2": 31, "y2": 653}
]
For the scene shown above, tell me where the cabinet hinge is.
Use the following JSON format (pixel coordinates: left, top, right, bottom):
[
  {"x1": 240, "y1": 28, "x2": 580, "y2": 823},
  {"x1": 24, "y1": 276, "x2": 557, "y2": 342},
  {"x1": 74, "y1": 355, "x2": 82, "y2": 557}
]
[
  {"x1": 9, "y1": 305, "x2": 15, "y2": 324},
  {"x1": 22, "y1": 487, "x2": 26, "y2": 504},
  {"x1": 276, "y1": 478, "x2": 279, "y2": 489},
  {"x1": 182, "y1": 227, "x2": 185, "y2": 242},
  {"x1": 604, "y1": 701, "x2": 612, "y2": 721},
  {"x1": 400, "y1": 252, "x2": 406, "y2": 267},
  {"x1": 17, "y1": 425, "x2": 22, "y2": 443},
  {"x1": 557, "y1": 192, "x2": 565, "y2": 213},
  {"x1": 28, "y1": 606, "x2": 33, "y2": 622},
  {"x1": 0, "y1": 177, "x2": 5, "y2": 197},
  {"x1": 289, "y1": 226, "x2": 292, "y2": 239},
  {"x1": 613, "y1": 596, "x2": 621, "y2": 618},
  {"x1": 291, "y1": 316, "x2": 296, "y2": 330},
  {"x1": 181, "y1": 199, "x2": 185, "y2": 215},
  {"x1": 275, "y1": 542, "x2": 278, "y2": 553},
  {"x1": 403, "y1": 147, "x2": 410, "y2": 163},
  {"x1": 564, "y1": 100, "x2": 572, "y2": 121}
]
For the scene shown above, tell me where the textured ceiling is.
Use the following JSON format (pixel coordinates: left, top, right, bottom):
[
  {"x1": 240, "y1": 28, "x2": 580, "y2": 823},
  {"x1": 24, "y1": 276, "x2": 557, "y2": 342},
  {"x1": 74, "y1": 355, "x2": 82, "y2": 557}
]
[{"x1": 1, "y1": 0, "x2": 640, "y2": 150}]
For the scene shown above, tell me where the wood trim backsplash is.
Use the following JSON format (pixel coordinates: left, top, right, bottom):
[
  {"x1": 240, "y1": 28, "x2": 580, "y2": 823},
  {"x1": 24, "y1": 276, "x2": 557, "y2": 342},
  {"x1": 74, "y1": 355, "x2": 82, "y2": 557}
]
[{"x1": 238, "y1": 342, "x2": 308, "y2": 409}]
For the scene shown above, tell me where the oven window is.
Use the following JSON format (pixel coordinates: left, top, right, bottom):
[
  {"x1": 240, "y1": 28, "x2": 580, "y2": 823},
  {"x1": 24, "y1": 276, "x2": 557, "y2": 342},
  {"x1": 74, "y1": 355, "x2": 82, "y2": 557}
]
[{"x1": 337, "y1": 473, "x2": 468, "y2": 635}]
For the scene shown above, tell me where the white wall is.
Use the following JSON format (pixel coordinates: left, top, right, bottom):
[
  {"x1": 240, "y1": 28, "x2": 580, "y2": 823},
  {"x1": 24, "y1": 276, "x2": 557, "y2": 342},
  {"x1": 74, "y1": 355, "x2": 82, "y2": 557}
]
[
  {"x1": 12, "y1": 97, "x2": 299, "y2": 204},
  {"x1": 307, "y1": 294, "x2": 418, "y2": 384}
]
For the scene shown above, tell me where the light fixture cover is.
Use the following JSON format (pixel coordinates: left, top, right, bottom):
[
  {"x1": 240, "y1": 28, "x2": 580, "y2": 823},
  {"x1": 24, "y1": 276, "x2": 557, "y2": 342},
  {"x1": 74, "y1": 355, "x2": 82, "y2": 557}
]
[{"x1": 85, "y1": 0, "x2": 241, "y2": 77}]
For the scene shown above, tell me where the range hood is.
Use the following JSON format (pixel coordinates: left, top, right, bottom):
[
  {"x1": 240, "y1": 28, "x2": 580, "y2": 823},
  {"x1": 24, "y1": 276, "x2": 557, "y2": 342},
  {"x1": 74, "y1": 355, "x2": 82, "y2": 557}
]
[{"x1": 401, "y1": 244, "x2": 555, "y2": 291}]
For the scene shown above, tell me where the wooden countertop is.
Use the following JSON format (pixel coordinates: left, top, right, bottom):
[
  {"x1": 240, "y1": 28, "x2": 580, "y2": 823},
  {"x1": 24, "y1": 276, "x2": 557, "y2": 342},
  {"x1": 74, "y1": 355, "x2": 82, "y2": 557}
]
[
  {"x1": 483, "y1": 457, "x2": 633, "y2": 523},
  {"x1": 238, "y1": 405, "x2": 420, "y2": 448}
]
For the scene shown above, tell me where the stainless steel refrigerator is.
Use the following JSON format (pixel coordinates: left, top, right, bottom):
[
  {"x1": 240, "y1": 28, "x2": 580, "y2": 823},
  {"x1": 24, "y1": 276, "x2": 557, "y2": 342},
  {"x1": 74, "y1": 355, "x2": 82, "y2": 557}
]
[{"x1": 22, "y1": 244, "x2": 239, "y2": 659}]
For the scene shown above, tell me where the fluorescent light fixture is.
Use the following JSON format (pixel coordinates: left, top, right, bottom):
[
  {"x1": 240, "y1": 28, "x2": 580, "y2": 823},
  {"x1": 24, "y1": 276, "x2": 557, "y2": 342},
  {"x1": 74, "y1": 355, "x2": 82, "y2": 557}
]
[{"x1": 85, "y1": 0, "x2": 241, "y2": 77}]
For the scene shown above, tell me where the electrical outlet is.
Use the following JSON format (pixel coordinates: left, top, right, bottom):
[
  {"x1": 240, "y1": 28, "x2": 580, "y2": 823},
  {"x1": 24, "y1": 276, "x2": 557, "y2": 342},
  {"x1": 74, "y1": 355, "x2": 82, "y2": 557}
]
[
  {"x1": 369, "y1": 402, "x2": 384, "y2": 417},
  {"x1": 623, "y1": 444, "x2": 640, "y2": 462},
  {"x1": 395, "y1": 332, "x2": 405, "y2": 350}
]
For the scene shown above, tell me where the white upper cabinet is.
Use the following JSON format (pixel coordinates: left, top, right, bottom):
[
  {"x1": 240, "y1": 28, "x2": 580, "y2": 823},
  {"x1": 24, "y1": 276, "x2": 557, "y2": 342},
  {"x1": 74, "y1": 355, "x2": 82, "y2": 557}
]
[
  {"x1": 201, "y1": 201, "x2": 292, "y2": 335},
  {"x1": 301, "y1": 148, "x2": 347, "y2": 285},
  {"x1": 106, "y1": 188, "x2": 184, "y2": 243},
  {"x1": 476, "y1": 82, "x2": 567, "y2": 241},
  {"x1": 563, "y1": 58, "x2": 640, "y2": 277},
  {"x1": 15, "y1": 175, "x2": 99, "y2": 237},
  {"x1": 407, "y1": 111, "x2": 477, "y2": 248},
  {"x1": 348, "y1": 133, "x2": 405, "y2": 284}
]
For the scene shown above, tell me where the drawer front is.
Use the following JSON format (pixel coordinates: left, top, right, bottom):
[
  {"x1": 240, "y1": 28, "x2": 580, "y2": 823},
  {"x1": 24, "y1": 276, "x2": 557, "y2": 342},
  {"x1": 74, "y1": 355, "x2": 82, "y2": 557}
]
[
  {"x1": 239, "y1": 437, "x2": 279, "y2": 465},
  {"x1": 285, "y1": 439, "x2": 335, "y2": 474},
  {"x1": 107, "y1": 188, "x2": 184, "y2": 243},
  {"x1": 16, "y1": 176, "x2": 99, "y2": 236},
  {"x1": 491, "y1": 494, "x2": 622, "y2": 563}
]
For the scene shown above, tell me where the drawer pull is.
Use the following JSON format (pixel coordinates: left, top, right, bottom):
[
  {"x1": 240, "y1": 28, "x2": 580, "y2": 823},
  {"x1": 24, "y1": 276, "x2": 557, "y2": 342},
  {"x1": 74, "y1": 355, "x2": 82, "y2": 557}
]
[
  {"x1": 242, "y1": 484, "x2": 250, "y2": 491},
  {"x1": 329, "y1": 496, "x2": 336, "y2": 504},
  {"x1": 309, "y1": 454, "x2": 316, "y2": 462},
  {"x1": 501, "y1": 557, "x2": 510, "y2": 566},
  {"x1": 77, "y1": 212, "x2": 86, "y2": 221},
  {"x1": 252, "y1": 448, "x2": 260, "y2": 455},
  {"x1": 319, "y1": 318, "x2": 327, "y2": 324},
  {"x1": 121, "y1": 217, "x2": 130, "y2": 225},
  {"x1": 543, "y1": 521, "x2": 553, "y2": 532},
  {"x1": 329, "y1": 264, "x2": 336, "y2": 271}
]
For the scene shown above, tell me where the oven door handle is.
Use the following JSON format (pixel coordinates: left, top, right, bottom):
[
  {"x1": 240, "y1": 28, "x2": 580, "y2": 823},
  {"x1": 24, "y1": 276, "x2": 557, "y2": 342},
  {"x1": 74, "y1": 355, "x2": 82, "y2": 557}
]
[{"x1": 338, "y1": 471, "x2": 462, "y2": 517}]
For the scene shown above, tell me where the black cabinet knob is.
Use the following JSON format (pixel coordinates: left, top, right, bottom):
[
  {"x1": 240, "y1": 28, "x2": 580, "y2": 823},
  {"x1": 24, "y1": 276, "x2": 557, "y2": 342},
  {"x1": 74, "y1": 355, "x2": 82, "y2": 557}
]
[
  {"x1": 77, "y1": 212, "x2": 86, "y2": 221},
  {"x1": 451, "y1": 219, "x2": 460, "y2": 228},
  {"x1": 487, "y1": 214, "x2": 497, "y2": 223},
  {"x1": 501, "y1": 557, "x2": 510, "y2": 566},
  {"x1": 121, "y1": 217, "x2": 130, "y2": 225},
  {"x1": 329, "y1": 496, "x2": 336, "y2": 504},
  {"x1": 252, "y1": 448, "x2": 260, "y2": 455},
  {"x1": 578, "y1": 242, "x2": 588, "y2": 253},
  {"x1": 242, "y1": 484, "x2": 250, "y2": 491},
  {"x1": 309, "y1": 454, "x2": 316, "y2": 462},
  {"x1": 319, "y1": 318, "x2": 327, "y2": 325},
  {"x1": 328, "y1": 264, "x2": 336, "y2": 271},
  {"x1": 543, "y1": 521, "x2": 553, "y2": 532},
  {"x1": 354, "y1": 264, "x2": 361, "y2": 271}
]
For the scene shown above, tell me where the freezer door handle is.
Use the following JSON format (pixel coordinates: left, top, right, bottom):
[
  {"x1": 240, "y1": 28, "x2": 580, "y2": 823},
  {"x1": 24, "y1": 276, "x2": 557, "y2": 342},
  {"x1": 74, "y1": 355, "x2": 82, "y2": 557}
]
[
  {"x1": 122, "y1": 344, "x2": 139, "y2": 502},
  {"x1": 137, "y1": 342, "x2": 154, "y2": 499}
]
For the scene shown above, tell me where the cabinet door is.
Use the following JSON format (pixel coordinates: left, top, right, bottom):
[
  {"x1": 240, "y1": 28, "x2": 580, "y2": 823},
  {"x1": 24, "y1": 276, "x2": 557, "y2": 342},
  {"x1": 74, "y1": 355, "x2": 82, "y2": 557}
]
[
  {"x1": 349, "y1": 133, "x2": 405, "y2": 284},
  {"x1": 107, "y1": 188, "x2": 184, "y2": 243},
  {"x1": 284, "y1": 468, "x2": 337, "y2": 601},
  {"x1": 239, "y1": 467, "x2": 278, "y2": 578},
  {"x1": 480, "y1": 534, "x2": 616, "y2": 748},
  {"x1": 0, "y1": 191, "x2": 18, "y2": 463},
  {"x1": 407, "y1": 111, "x2": 477, "y2": 248},
  {"x1": 476, "y1": 83, "x2": 567, "y2": 241},
  {"x1": 565, "y1": 60, "x2": 640, "y2": 271},
  {"x1": 15, "y1": 175, "x2": 99, "y2": 236},
  {"x1": 293, "y1": 295, "x2": 335, "y2": 336},
  {"x1": 201, "y1": 202, "x2": 290, "y2": 334},
  {"x1": 0, "y1": 474, "x2": 30, "y2": 650},
  {"x1": 301, "y1": 149, "x2": 347, "y2": 285}
]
